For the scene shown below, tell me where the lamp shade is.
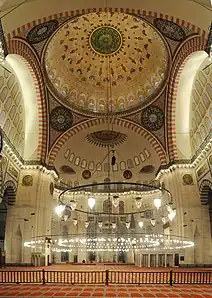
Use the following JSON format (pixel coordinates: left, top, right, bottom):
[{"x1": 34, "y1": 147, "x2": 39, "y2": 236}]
[
  {"x1": 126, "y1": 222, "x2": 130, "y2": 229},
  {"x1": 63, "y1": 215, "x2": 68, "y2": 221},
  {"x1": 166, "y1": 203, "x2": 173, "y2": 213},
  {"x1": 161, "y1": 217, "x2": 166, "y2": 224},
  {"x1": 154, "y1": 198, "x2": 161, "y2": 209},
  {"x1": 112, "y1": 222, "x2": 116, "y2": 229},
  {"x1": 138, "y1": 221, "x2": 143, "y2": 228},
  {"x1": 55, "y1": 205, "x2": 65, "y2": 216},
  {"x1": 69, "y1": 200, "x2": 77, "y2": 211},
  {"x1": 88, "y1": 197, "x2": 95, "y2": 209},
  {"x1": 73, "y1": 218, "x2": 78, "y2": 225},
  {"x1": 168, "y1": 209, "x2": 176, "y2": 221},
  {"x1": 98, "y1": 222, "x2": 103, "y2": 228},
  {"x1": 150, "y1": 218, "x2": 156, "y2": 226},
  {"x1": 85, "y1": 221, "x2": 89, "y2": 228},
  {"x1": 112, "y1": 196, "x2": 119, "y2": 208},
  {"x1": 135, "y1": 197, "x2": 142, "y2": 209}
]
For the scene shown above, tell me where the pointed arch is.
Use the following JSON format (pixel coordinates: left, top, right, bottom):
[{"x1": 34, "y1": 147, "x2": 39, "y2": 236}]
[
  {"x1": 7, "y1": 38, "x2": 48, "y2": 161},
  {"x1": 48, "y1": 118, "x2": 166, "y2": 165},
  {"x1": 200, "y1": 179, "x2": 212, "y2": 205},
  {"x1": 167, "y1": 36, "x2": 206, "y2": 161}
]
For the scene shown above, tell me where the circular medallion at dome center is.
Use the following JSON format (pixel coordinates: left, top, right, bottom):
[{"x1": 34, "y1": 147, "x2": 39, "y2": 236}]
[{"x1": 90, "y1": 26, "x2": 122, "y2": 55}]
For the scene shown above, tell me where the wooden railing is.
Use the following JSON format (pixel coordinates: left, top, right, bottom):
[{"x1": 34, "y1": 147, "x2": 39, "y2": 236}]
[{"x1": 0, "y1": 269, "x2": 211, "y2": 285}]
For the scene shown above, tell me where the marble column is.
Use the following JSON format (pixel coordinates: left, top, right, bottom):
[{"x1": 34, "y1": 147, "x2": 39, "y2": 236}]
[{"x1": 5, "y1": 167, "x2": 55, "y2": 264}]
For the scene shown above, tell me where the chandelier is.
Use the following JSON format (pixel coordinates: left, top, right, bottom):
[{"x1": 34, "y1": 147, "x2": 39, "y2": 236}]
[{"x1": 33, "y1": 180, "x2": 193, "y2": 252}]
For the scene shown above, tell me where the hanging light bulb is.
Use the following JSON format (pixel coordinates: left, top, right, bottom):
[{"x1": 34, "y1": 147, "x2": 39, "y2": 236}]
[
  {"x1": 69, "y1": 200, "x2": 77, "y2": 211},
  {"x1": 150, "y1": 219, "x2": 156, "y2": 226},
  {"x1": 98, "y1": 222, "x2": 103, "y2": 229},
  {"x1": 161, "y1": 217, "x2": 166, "y2": 224},
  {"x1": 154, "y1": 198, "x2": 161, "y2": 209},
  {"x1": 88, "y1": 197, "x2": 95, "y2": 209},
  {"x1": 85, "y1": 221, "x2": 89, "y2": 228},
  {"x1": 138, "y1": 221, "x2": 143, "y2": 228},
  {"x1": 126, "y1": 222, "x2": 130, "y2": 229},
  {"x1": 168, "y1": 209, "x2": 176, "y2": 221},
  {"x1": 112, "y1": 222, "x2": 116, "y2": 229},
  {"x1": 135, "y1": 197, "x2": 142, "y2": 209},
  {"x1": 73, "y1": 218, "x2": 78, "y2": 226},
  {"x1": 55, "y1": 205, "x2": 65, "y2": 216},
  {"x1": 112, "y1": 196, "x2": 119, "y2": 208}
]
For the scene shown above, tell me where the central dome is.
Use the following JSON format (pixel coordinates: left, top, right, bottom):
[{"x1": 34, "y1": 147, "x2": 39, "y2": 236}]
[{"x1": 43, "y1": 12, "x2": 170, "y2": 115}]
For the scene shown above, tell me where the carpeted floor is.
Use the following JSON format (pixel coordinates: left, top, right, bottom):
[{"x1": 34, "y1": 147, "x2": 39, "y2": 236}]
[
  {"x1": 0, "y1": 265, "x2": 211, "y2": 297},
  {"x1": 0, "y1": 284, "x2": 211, "y2": 297}
]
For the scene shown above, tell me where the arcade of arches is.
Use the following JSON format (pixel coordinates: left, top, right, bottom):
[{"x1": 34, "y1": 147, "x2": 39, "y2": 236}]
[{"x1": 0, "y1": 0, "x2": 211, "y2": 267}]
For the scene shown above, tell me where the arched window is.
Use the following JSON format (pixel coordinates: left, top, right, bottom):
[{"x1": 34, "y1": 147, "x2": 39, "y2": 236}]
[
  {"x1": 103, "y1": 199, "x2": 112, "y2": 213},
  {"x1": 119, "y1": 201, "x2": 124, "y2": 214}
]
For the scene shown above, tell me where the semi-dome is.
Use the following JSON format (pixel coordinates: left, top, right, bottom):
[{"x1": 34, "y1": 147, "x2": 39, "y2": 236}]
[{"x1": 43, "y1": 12, "x2": 170, "y2": 115}]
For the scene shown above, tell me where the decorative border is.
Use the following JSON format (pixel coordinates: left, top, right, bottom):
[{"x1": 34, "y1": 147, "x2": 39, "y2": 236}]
[
  {"x1": 199, "y1": 179, "x2": 212, "y2": 205},
  {"x1": 6, "y1": 7, "x2": 206, "y2": 44},
  {"x1": 9, "y1": 38, "x2": 48, "y2": 162},
  {"x1": 167, "y1": 35, "x2": 206, "y2": 161},
  {"x1": 48, "y1": 118, "x2": 166, "y2": 165}
]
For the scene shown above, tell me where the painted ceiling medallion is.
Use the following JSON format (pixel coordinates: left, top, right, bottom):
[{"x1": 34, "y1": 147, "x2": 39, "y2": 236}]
[
  {"x1": 89, "y1": 26, "x2": 122, "y2": 55},
  {"x1": 50, "y1": 106, "x2": 73, "y2": 132},
  {"x1": 86, "y1": 130, "x2": 127, "y2": 148},
  {"x1": 43, "y1": 12, "x2": 170, "y2": 115},
  {"x1": 141, "y1": 106, "x2": 164, "y2": 131},
  {"x1": 82, "y1": 170, "x2": 91, "y2": 179},
  {"x1": 123, "y1": 170, "x2": 132, "y2": 179},
  {"x1": 182, "y1": 174, "x2": 194, "y2": 185},
  {"x1": 154, "y1": 18, "x2": 186, "y2": 41},
  {"x1": 27, "y1": 20, "x2": 59, "y2": 44}
]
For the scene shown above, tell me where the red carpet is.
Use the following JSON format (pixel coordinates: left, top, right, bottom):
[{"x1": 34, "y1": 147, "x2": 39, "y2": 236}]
[{"x1": 0, "y1": 284, "x2": 211, "y2": 297}]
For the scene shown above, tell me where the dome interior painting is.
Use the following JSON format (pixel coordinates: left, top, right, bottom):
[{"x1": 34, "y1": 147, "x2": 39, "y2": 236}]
[{"x1": 43, "y1": 12, "x2": 170, "y2": 115}]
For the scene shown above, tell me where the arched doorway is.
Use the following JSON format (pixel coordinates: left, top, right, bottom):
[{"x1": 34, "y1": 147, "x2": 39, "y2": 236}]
[{"x1": 200, "y1": 180, "x2": 212, "y2": 237}]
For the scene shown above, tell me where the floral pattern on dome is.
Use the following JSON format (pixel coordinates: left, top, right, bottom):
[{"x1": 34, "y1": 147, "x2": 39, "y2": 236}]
[
  {"x1": 43, "y1": 12, "x2": 170, "y2": 115},
  {"x1": 27, "y1": 20, "x2": 59, "y2": 44},
  {"x1": 50, "y1": 106, "x2": 73, "y2": 132},
  {"x1": 141, "y1": 106, "x2": 164, "y2": 131},
  {"x1": 86, "y1": 130, "x2": 127, "y2": 148}
]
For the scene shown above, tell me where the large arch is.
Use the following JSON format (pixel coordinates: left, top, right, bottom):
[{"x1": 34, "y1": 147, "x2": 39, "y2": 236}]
[
  {"x1": 47, "y1": 118, "x2": 167, "y2": 165},
  {"x1": 6, "y1": 50, "x2": 47, "y2": 161},
  {"x1": 174, "y1": 51, "x2": 208, "y2": 160},
  {"x1": 167, "y1": 35, "x2": 206, "y2": 161}
]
